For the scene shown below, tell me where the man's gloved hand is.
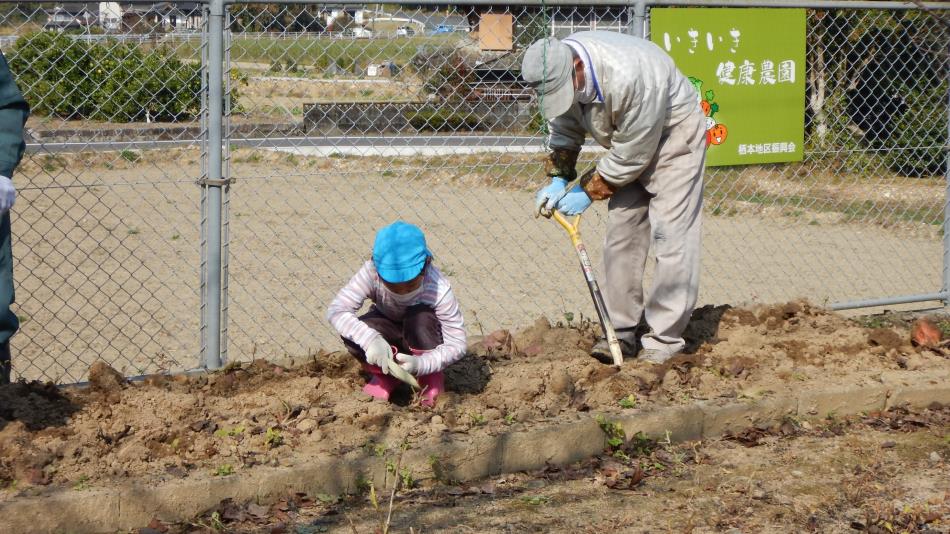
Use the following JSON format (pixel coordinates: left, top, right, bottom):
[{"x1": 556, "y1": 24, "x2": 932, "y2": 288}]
[
  {"x1": 581, "y1": 169, "x2": 616, "y2": 201},
  {"x1": 364, "y1": 335, "x2": 394, "y2": 374},
  {"x1": 556, "y1": 185, "x2": 592, "y2": 215},
  {"x1": 0, "y1": 176, "x2": 16, "y2": 213},
  {"x1": 394, "y1": 352, "x2": 422, "y2": 376},
  {"x1": 535, "y1": 176, "x2": 568, "y2": 216}
]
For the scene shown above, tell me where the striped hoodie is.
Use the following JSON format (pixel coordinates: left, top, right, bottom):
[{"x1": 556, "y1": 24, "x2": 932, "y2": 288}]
[{"x1": 326, "y1": 261, "x2": 466, "y2": 375}]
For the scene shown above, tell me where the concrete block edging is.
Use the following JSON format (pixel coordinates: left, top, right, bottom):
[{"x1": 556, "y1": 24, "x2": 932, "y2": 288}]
[{"x1": 3, "y1": 380, "x2": 948, "y2": 533}]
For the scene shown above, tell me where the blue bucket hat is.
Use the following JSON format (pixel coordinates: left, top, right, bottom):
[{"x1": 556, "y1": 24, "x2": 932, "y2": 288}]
[{"x1": 372, "y1": 221, "x2": 431, "y2": 283}]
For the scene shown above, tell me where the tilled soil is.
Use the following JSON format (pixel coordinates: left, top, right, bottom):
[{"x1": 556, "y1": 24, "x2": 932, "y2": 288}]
[
  {"x1": 144, "y1": 405, "x2": 950, "y2": 533},
  {"x1": 0, "y1": 301, "x2": 948, "y2": 495}
]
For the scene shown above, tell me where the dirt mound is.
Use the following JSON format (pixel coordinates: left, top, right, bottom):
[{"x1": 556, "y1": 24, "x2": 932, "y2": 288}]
[{"x1": 0, "y1": 301, "x2": 946, "y2": 492}]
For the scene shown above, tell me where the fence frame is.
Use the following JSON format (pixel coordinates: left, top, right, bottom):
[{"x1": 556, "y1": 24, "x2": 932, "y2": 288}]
[
  {"x1": 0, "y1": 0, "x2": 945, "y2": 374},
  {"x1": 192, "y1": 0, "x2": 950, "y2": 366}
]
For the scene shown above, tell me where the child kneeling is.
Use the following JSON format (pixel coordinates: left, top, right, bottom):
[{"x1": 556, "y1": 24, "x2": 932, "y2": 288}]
[{"x1": 326, "y1": 221, "x2": 466, "y2": 406}]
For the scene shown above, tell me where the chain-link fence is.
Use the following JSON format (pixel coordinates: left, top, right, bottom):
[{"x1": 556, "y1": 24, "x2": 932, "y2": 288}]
[
  {"x1": 0, "y1": 2, "x2": 208, "y2": 382},
  {"x1": 0, "y1": 1, "x2": 946, "y2": 383}
]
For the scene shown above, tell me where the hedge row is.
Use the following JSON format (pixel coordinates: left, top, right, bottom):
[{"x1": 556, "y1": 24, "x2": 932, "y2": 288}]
[{"x1": 8, "y1": 32, "x2": 201, "y2": 122}]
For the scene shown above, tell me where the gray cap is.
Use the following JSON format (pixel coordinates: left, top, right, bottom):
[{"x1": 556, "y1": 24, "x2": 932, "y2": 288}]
[{"x1": 521, "y1": 37, "x2": 574, "y2": 120}]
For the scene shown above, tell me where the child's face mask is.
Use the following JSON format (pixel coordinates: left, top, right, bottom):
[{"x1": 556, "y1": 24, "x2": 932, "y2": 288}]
[
  {"x1": 382, "y1": 268, "x2": 425, "y2": 304},
  {"x1": 388, "y1": 283, "x2": 423, "y2": 304}
]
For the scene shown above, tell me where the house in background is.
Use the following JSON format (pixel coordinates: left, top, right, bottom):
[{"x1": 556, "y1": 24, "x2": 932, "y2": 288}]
[
  {"x1": 470, "y1": 53, "x2": 530, "y2": 102},
  {"x1": 174, "y1": 2, "x2": 203, "y2": 29},
  {"x1": 46, "y1": 2, "x2": 202, "y2": 32},
  {"x1": 45, "y1": 2, "x2": 99, "y2": 30},
  {"x1": 122, "y1": 2, "x2": 202, "y2": 32},
  {"x1": 548, "y1": 6, "x2": 629, "y2": 36},
  {"x1": 99, "y1": 2, "x2": 122, "y2": 30},
  {"x1": 321, "y1": 4, "x2": 369, "y2": 30}
]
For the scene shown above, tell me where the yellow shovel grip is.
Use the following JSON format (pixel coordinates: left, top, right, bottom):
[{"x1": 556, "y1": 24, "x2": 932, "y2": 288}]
[{"x1": 552, "y1": 211, "x2": 582, "y2": 246}]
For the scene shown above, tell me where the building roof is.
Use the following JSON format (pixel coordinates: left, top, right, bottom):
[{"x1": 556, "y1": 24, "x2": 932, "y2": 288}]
[{"x1": 57, "y1": 3, "x2": 99, "y2": 15}]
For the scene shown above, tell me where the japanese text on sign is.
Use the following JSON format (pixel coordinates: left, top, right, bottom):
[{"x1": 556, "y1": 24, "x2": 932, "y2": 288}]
[
  {"x1": 716, "y1": 60, "x2": 796, "y2": 85},
  {"x1": 662, "y1": 28, "x2": 742, "y2": 54},
  {"x1": 738, "y1": 142, "x2": 797, "y2": 155},
  {"x1": 663, "y1": 29, "x2": 796, "y2": 87}
]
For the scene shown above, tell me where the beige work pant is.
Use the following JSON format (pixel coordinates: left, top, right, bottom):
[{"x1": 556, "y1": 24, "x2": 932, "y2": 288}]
[{"x1": 603, "y1": 111, "x2": 707, "y2": 356}]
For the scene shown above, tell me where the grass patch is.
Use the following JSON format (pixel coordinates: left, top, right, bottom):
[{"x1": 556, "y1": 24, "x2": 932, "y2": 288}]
[
  {"x1": 407, "y1": 106, "x2": 482, "y2": 132},
  {"x1": 619, "y1": 394, "x2": 637, "y2": 409},
  {"x1": 212, "y1": 464, "x2": 234, "y2": 476},
  {"x1": 520, "y1": 495, "x2": 549, "y2": 506},
  {"x1": 72, "y1": 475, "x2": 90, "y2": 491},
  {"x1": 707, "y1": 185, "x2": 942, "y2": 227},
  {"x1": 174, "y1": 34, "x2": 463, "y2": 70},
  {"x1": 213, "y1": 425, "x2": 245, "y2": 438}
]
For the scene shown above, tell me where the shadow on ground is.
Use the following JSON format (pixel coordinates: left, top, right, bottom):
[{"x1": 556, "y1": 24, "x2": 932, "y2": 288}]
[{"x1": 0, "y1": 380, "x2": 78, "y2": 432}]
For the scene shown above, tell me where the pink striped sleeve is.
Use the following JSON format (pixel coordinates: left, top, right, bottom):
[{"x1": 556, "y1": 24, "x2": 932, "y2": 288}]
[
  {"x1": 416, "y1": 285, "x2": 467, "y2": 375},
  {"x1": 326, "y1": 261, "x2": 381, "y2": 350}
]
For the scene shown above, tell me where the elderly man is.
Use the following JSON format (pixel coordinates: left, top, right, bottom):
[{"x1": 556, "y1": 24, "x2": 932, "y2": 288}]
[{"x1": 522, "y1": 31, "x2": 706, "y2": 364}]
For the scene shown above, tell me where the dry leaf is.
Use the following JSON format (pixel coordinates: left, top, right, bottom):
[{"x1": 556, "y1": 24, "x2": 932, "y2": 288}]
[{"x1": 911, "y1": 319, "x2": 941, "y2": 348}]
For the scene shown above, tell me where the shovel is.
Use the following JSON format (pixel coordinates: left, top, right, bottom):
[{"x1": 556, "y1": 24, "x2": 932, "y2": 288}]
[
  {"x1": 547, "y1": 210, "x2": 625, "y2": 367},
  {"x1": 386, "y1": 354, "x2": 420, "y2": 389}
]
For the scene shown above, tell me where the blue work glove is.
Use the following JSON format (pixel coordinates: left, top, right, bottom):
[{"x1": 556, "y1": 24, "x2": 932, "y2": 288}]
[
  {"x1": 535, "y1": 176, "x2": 569, "y2": 216},
  {"x1": 555, "y1": 185, "x2": 592, "y2": 215}
]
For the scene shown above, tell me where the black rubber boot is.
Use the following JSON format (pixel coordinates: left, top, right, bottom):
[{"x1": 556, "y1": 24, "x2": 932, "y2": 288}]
[
  {"x1": 0, "y1": 341, "x2": 10, "y2": 384},
  {"x1": 590, "y1": 336, "x2": 639, "y2": 365}
]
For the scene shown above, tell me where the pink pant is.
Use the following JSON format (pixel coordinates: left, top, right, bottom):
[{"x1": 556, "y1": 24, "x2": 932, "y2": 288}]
[
  {"x1": 343, "y1": 305, "x2": 444, "y2": 406},
  {"x1": 342, "y1": 305, "x2": 443, "y2": 361}
]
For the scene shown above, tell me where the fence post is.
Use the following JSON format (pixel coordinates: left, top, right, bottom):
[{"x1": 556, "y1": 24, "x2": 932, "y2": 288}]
[
  {"x1": 201, "y1": 0, "x2": 225, "y2": 369},
  {"x1": 628, "y1": 0, "x2": 646, "y2": 38},
  {"x1": 944, "y1": 40, "x2": 950, "y2": 306}
]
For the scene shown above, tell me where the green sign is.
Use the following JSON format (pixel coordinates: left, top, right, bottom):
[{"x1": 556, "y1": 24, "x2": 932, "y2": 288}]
[{"x1": 651, "y1": 8, "x2": 806, "y2": 166}]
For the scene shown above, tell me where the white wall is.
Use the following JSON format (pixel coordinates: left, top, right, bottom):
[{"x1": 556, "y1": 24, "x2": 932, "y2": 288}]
[{"x1": 99, "y1": 2, "x2": 121, "y2": 30}]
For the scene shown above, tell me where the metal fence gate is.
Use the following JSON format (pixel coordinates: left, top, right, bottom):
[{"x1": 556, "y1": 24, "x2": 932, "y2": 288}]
[{"x1": 0, "y1": 0, "x2": 946, "y2": 382}]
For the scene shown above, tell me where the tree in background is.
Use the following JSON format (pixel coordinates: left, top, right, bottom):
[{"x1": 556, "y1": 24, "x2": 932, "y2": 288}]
[
  {"x1": 8, "y1": 32, "x2": 202, "y2": 122},
  {"x1": 805, "y1": 9, "x2": 947, "y2": 177},
  {"x1": 878, "y1": 10, "x2": 948, "y2": 177},
  {"x1": 231, "y1": 4, "x2": 325, "y2": 33}
]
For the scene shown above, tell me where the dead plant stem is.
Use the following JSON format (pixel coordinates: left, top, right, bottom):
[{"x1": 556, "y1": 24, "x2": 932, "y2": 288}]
[{"x1": 383, "y1": 442, "x2": 407, "y2": 534}]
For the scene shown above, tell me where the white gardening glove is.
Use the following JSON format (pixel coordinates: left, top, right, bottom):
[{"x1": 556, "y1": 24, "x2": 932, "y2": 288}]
[
  {"x1": 364, "y1": 335, "x2": 394, "y2": 374},
  {"x1": 394, "y1": 352, "x2": 423, "y2": 376},
  {"x1": 0, "y1": 176, "x2": 15, "y2": 213}
]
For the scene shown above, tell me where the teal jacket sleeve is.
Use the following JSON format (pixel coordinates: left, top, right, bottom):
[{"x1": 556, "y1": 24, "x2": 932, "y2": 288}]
[{"x1": 0, "y1": 51, "x2": 29, "y2": 179}]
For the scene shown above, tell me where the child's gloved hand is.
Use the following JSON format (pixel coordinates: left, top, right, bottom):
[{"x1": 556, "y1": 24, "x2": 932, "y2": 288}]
[
  {"x1": 365, "y1": 335, "x2": 394, "y2": 373},
  {"x1": 394, "y1": 352, "x2": 422, "y2": 376}
]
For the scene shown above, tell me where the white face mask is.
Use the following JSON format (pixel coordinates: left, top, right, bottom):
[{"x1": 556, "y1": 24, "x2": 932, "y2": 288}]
[
  {"x1": 574, "y1": 68, "x2": 596, "y2": 104},
  {"x1": 388, "y1": 283, "x2": 423, "y2": 305},
  {"x1": 564, "y1": 40, "x2": 596, "y2": 104}
]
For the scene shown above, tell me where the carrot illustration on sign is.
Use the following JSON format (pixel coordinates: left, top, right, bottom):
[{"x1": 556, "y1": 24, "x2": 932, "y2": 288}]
[{"x1": 689, "y1": 76, "x2": 728, "y2": 147}]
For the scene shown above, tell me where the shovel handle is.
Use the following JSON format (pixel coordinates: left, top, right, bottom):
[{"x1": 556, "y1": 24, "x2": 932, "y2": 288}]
[
  {"x1": 551, "y1": 211, "x2": 581, "y2": 243},
  {"x1": 548, "y1": 212, "x2": 624, "y2": 367}
]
